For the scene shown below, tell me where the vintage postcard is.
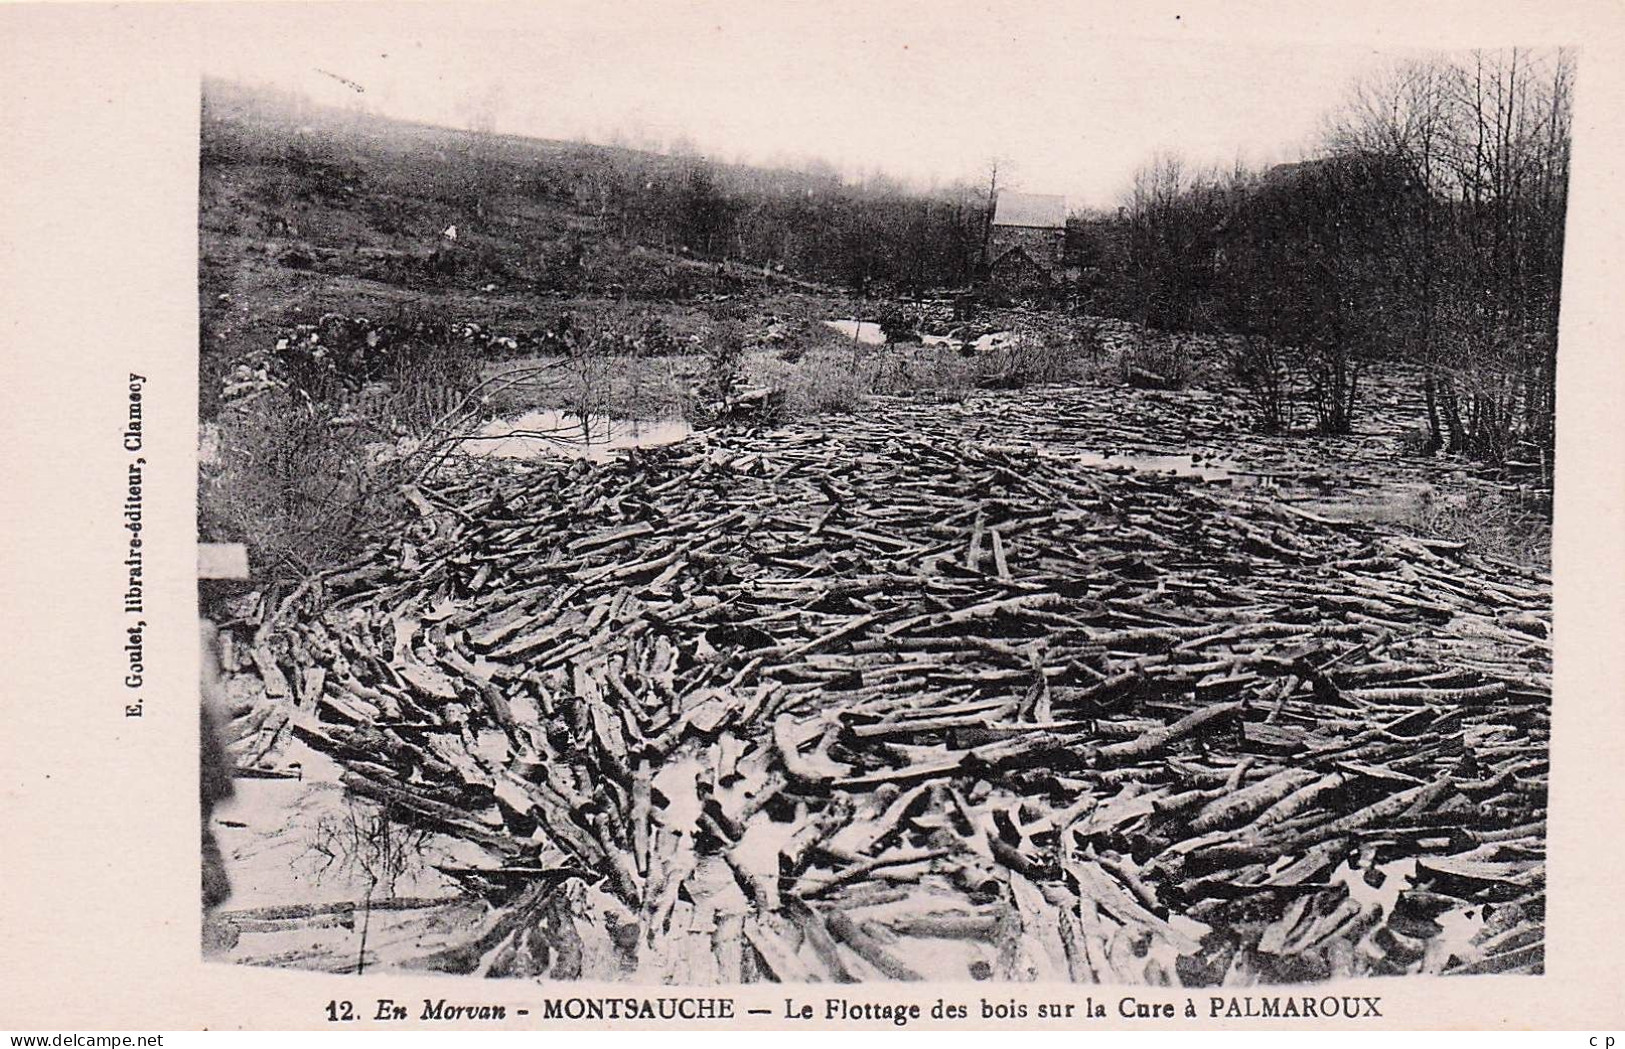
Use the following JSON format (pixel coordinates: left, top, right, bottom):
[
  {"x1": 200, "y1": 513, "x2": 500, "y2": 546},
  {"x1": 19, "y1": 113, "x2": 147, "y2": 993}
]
[{"x1": 2, "y1": 0, "x2": 1623, "y2": 1034}]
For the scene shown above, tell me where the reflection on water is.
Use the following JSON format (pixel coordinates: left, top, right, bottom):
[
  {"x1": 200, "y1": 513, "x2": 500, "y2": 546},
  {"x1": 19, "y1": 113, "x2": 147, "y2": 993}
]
[
  {"x1": 1072, "y1": 449, "x2": 1250, "y2": 485},
  {"x1": 462, "y1": 409, "x2": 694, "y2": 462}
]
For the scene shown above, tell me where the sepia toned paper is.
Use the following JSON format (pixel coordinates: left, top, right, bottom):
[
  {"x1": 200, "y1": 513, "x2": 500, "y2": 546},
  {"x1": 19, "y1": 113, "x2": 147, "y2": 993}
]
[{"x1": 2, "y1": 0, "x2": 1623, "y2": 1032}]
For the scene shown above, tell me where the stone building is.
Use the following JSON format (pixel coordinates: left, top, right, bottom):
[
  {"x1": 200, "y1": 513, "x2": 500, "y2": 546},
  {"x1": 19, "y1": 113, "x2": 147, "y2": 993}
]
[{"x1": 986, "y1": 191, "x2": 1070, "y2": 296}]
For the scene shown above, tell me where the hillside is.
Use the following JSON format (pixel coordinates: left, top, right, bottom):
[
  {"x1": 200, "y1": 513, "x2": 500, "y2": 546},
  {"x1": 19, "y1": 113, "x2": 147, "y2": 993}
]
[
  {"x1": 199, "y1": 79, "x2": 1000, "y2": 419},
  {"x1": 201, "y1": 81, "x2": 798, "y2": 414}
]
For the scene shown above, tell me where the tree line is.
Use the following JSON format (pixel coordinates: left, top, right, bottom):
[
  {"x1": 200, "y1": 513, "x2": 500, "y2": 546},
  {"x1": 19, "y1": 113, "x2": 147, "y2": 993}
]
[
  {"x1": 1091, "y1": 48, "x2": 1572, "y2": 461},
  {"x1": 202, "y1": 78, "x2": 998, "y2": 295},
  {"x1": 565, "y1": 151, "x2": 994, "y2": 296},
  {"x1": 576, "y1": 48, "x2": 1572, "y2": 463}
]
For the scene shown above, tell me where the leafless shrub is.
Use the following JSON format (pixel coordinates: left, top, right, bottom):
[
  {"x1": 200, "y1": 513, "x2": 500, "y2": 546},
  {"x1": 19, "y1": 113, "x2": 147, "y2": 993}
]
[
  {"x1": 745, "y1": 343, "x2": 870, "y2": 418},
  {"x1": 1227, "y1": 335, "x2": 1295, "y2": 433},
  {"x1": 202, "y1": 309, "x2": 488, "y2": 581},
  {"x1": 1118, "y1": 331, "x2": 1195, "y2": 389},
  {"x1": 978, "y1": 331, "x2": 1072, "y2": 388},
  {"x1": 201, "y1": 391, "x2": 410, "y2": 581}
]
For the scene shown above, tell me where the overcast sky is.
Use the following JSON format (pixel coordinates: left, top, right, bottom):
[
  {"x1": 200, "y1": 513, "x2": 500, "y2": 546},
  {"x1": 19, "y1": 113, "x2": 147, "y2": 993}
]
[{"x1": 198, "y1": 2, "x2": 1553, "y2": 209}]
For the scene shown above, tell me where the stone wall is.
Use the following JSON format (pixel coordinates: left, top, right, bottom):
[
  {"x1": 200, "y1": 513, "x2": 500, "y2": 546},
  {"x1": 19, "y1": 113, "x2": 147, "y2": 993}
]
[{"x1": 990, "y1": 224, "x2": 1065, "y2": 269}]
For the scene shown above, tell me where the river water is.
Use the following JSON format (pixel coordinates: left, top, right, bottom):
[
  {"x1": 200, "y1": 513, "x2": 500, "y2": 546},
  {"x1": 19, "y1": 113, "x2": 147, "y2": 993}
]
[
  {"x1": 823, "y1": 319, "x2": 886, "y2": 344},
  {"x1": 462, "y1": 409, "x2": 694, "y2": 462}
]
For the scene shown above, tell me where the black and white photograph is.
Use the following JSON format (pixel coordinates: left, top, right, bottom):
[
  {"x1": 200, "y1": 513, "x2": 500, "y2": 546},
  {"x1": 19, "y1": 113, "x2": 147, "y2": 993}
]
[{"x1": 186, "y1": 6, "x2": 1572, "y2": 992}]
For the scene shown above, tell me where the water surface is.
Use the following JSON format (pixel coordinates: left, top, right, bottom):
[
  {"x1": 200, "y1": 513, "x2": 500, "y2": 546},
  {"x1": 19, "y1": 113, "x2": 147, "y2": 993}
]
[
  {"x1": 463, "y1": 409, "x2": 694, "y2": 462},
  {"x1": 1070, "y1": 449, "x2": 1250, "y2": 484},
  {"x1": 823, "y1": 319, "x2": 886, "y2": 344}
]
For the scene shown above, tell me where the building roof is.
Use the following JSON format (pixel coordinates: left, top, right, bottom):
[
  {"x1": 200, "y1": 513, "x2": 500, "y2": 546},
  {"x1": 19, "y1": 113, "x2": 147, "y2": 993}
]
[{"x1": 992, "y1": 191, "x2": 1068, "y2": 229}]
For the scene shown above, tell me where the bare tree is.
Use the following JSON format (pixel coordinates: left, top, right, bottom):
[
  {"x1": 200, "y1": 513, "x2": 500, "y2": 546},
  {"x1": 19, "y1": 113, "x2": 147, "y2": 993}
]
[
  {"x1": 1323, "y1": 48, "x2": 1572, "y2": 460},
  {"x1": 1324, "y1": 57, "x2": 1454, "y2": 447},
  {"x1": 978, "y1": 155, "x2": 1011, "y2": 270}
]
